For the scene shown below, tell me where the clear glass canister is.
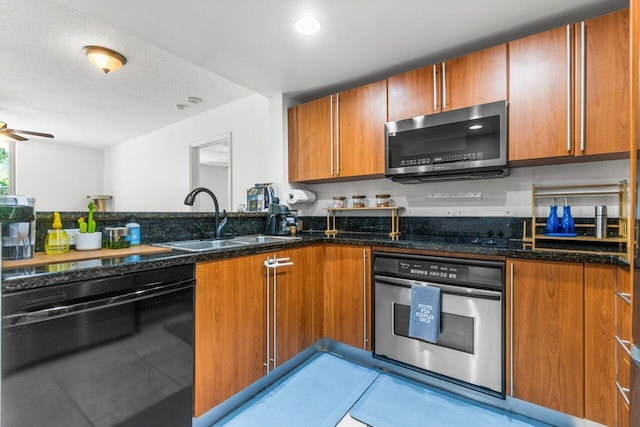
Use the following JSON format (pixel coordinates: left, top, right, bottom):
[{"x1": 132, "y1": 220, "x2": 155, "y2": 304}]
[
  {"x1": 332, "y1": 196, "x2": 346, "y2": 208},
  {"x1": 352, "y1": 195, "x2": 366, "y2": 208},
  {"x1": 376, "y1": 194, "x2": 390, "y2": 207}
]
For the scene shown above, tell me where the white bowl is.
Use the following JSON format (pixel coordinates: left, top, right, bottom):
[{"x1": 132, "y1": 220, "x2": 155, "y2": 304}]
[{"x1": 75, "y1": 232, "x2": 102, "y2": 251}]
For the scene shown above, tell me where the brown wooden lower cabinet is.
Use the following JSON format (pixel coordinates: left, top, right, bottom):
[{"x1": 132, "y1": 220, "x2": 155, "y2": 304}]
[
  {"x1": 507, "y1": 259, "x2": 616, "y2": 424},
  {"x1": 323, "y1": 244, "x2": 372, "y2": 350},
  {"x1": 584, "y1": 264, "x2": 616, "y2": 426},
  {"x1": 193, "y1": 245, "x2": 323, "y2": 417}
]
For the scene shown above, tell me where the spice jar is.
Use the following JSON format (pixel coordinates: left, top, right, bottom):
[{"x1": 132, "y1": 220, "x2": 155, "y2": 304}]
[
  {"x1": 332, "y1": 196, "x2": 346, "y2": 208},
  {"x1": 352, "y1": 195, "x2": 366, "y2": 208},
  {"x1": 376, "y1": 194, "x2": 391, "y2": 207}
]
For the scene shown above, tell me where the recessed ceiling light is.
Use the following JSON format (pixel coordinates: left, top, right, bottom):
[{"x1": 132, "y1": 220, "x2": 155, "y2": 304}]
[
  {"x1": 186, "y1": 96, "x2": 202, "y2": 104},
  {"x1": 295, "y1": 15, "x2": 321, "y2": 35}
]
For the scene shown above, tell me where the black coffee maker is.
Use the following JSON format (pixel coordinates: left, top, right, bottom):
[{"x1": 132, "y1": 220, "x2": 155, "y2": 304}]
[{"x1": 265, "y1": 199, "x2": 292, "y2": 236}]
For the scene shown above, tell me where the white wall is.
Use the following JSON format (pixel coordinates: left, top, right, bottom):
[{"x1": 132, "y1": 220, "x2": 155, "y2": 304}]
[
  {"x1": 104, "y1": 93, "x2": 273, "y2": 211},
  {"x1": 15, "y1": 140, "x2": 104, "y2": 211},
  {"x1": 287, "y1": 159, "x2": 629, "y2": 219}
]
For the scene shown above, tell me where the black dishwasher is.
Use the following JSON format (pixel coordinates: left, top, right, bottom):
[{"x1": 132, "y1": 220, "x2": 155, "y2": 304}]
[{"x1": 1, "y1": 264, "x2": 195, "y2": 427}]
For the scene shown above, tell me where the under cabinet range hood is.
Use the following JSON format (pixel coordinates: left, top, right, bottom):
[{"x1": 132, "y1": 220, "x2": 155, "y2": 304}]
[{"x1": 385, "y1": 101, "x2": 508, "y2": 183}]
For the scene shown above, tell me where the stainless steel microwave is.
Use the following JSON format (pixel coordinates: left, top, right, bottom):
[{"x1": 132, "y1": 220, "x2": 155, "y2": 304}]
[{"x1": 385, "y1": 100, "x2": 508, "y2": 183}]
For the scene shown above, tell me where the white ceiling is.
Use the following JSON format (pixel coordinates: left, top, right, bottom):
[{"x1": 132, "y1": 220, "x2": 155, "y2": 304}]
[{"x1": 0, "y1": 0, "x2": 628, "y2": 149}]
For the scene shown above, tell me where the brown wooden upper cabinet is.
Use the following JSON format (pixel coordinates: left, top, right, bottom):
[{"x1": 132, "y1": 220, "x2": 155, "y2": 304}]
[
  {"x1": 509, "y1": 9, "x2": 629, "y2": 163},
  {"x1": 387, "y1": 44, "x2": 507, "y2": 122},
  {"x1": 288, "y1": 80, "x2": 387, "y2": 183}
]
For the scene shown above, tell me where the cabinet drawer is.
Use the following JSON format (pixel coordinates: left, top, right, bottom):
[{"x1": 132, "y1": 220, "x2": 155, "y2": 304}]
[
  {"x1": 616, "y1": 295, "x2": 632, "y2": 341},
  {"x1": 616, "y1": 267, "x2": 631, "y2": 294},
  {"x1": 616, "y1": 343, "x2": 631, "y2": 389},
  {"x1": 617, "y1": 386, "x2": 630, "y2": 427}
]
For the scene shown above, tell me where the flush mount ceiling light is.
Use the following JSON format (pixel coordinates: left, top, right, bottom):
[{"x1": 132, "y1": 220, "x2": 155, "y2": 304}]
[
  {"x1": 469, "y1": 124, "x2": 484, "y2": 130},
  {"x1": 83, "y1": 45, "x2": 127, "y2": 74},
  {"x1": 295, "y1": 15, "x2": 321, "y2": 35}
]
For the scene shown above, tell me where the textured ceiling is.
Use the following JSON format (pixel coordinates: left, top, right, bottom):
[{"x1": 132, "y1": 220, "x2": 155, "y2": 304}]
[{"x1": 0, "y1": 0, "x2": 629, "y2": 149}]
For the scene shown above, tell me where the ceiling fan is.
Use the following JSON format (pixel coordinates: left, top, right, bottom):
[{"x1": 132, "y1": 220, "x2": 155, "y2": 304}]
[{"x1": 0, "y1": 121, "x2": 54, "y2": 141}]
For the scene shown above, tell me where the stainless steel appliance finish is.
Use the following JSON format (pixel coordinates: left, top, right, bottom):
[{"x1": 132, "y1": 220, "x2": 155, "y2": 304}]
[
  {"x1": 384, "y1": 100, "x2": 508, "y2": 183},
  {"x1": 1, "y1": 264, "x2": 195, "y2": 427},
  {"x1": 373, "y1": 252, "x2": 505, "y2": 396}
]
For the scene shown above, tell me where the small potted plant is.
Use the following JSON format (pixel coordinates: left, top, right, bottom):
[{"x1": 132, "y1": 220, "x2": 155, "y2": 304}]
[{"x1": 75, "y1": 202, "x2": 101, "y2": 250}]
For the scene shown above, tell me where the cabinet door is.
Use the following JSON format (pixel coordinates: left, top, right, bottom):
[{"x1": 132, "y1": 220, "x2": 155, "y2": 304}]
[
  {"x1": 272, "y1": 245, "x2": 324, "y2": 366},
  {"x1": 337, "y1": 80, "x2": 387, "y2": 178},
  {"x1": 194, "y1": 254, "x2": 266, "y2": 416},
  {"x1": 508, "y1": 259, "x2": 584, "y2": 418},
  {"x1": 387, "y1": 65, "x2": 439, "y2": 122},
  {"x1": 295, "y1": 96, "x2": 334, "y2": 181},
  {"x1": 443, "y1": 44, "x2": 507, "y2": 111},
  {"x1": 584, "y1": 264, "x2": 616, "y2": 426},
  {"x1": 509, "y1": 26, "x2": 573, "y2": 162},
  {"x1": 578, "y1": 9, "x2": 630, "y2": 156},
  {"x1": 324, "y1": 245, "x2": 371, "y2": 350},
  {"x1": 287, "y1": 106, "x2": 299, "y2": 182}
]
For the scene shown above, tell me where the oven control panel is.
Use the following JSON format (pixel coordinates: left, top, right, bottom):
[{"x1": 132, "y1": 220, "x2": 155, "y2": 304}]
[
  {"x1": 373, "y1": 253, "x2": 504, "y2": 290},
  {"x1": 398, "y1": 260, "x2": 468, "y2": 282}
]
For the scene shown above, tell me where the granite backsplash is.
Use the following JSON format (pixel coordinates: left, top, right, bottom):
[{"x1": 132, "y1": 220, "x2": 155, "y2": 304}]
[{"x1": 33, "y1": 211, "x2": 533, "y2": 252}]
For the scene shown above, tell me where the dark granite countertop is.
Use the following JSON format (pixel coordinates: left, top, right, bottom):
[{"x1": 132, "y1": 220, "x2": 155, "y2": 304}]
[{"x1": 1, "y1": 232, "x2": 628, "y2": 293}]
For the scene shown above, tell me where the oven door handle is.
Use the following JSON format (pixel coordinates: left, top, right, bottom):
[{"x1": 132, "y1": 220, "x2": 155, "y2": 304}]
[
  {"x1": 374, "y1": 275, "x2": 502, "y2": 300},
  {"x1": 2, "y1": 279, "x2": 195, "y2": 328}
]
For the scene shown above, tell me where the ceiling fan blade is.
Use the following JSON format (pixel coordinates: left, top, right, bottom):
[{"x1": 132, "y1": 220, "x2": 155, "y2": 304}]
[
  {"x1": 7, "y1": 129, "x2": 54, "y2": 138},
  {"x1": 0, "y1": 131, "x2": 27, "y2": 141}
]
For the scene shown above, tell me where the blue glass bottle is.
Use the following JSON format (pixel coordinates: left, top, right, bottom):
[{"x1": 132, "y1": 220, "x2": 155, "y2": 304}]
[
  {"x1": 544, "y1": 199, "x2": 559, "y2": 235},
  {"x1": 560, "y1": 198, "x2": 575, "y2": 234}
]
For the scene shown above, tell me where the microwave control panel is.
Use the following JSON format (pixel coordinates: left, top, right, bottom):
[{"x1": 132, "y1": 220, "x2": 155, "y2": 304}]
[{"x1": 399, "y1": 151, "x2": 484, "y2": 167}]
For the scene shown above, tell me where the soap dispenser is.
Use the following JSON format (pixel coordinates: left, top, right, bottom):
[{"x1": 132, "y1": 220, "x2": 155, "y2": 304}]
[
  {"x1": 560, "y1": 198, "x2": 575, "y2": 234},
  {"x1": 45, "y1": 212, "x2": 70, "y2": 254},
  {"x1": 544, "y1": 198, "x2": 560, "y2": 235}
]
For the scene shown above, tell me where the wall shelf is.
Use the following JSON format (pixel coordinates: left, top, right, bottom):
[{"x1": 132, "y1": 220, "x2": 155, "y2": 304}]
[
  {"x1": 522, "y1": 181, "x2": 630, "y2": 258},
  {"x1": 325, "y1": 207, "x2": 401, "y2": 239}
]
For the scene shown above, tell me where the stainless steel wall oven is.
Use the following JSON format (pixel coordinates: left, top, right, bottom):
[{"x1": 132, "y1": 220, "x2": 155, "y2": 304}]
[{"x1": 373, "y1": 252, "x2": 505, "y2": 397}]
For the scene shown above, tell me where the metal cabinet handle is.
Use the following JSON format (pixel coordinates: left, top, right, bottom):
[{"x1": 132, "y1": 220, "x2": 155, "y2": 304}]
[
  {"x1": 615, "y1": 290, "x2": 632, "y2": 304},
  {"x1": 264, "y1": 261, "x2": 271, "y2": 374},
  {"x1": 509, "y1": 262, "x2": 514, "y2": 397},
  {"x1": 336, "y1": 92, "x2": 340, "y2": 176},
  {"x1": 432, "y1": 65, "x2": 438, "y2": 111},
  {"x1": 263, "y1": 255, "x2": 295, "y2": 373},
  {"x1": 330, "y1": 94, "x2": 334, "y2": 176},
  {"x1": 580, "y1": 21, "x2": 586, "y2": 152},
  {"x1": 566, "y1": 25, "x2": 572, "y2": 152},
  {"x1": 441, "y1": 62, "x2": 447, "y2": 109},
  {"x1": 363, "y1": 249, "x2": 368, "y2": 349},
  {"x1": 616, "y1": 381, "x2": 630, "y2": 405}
]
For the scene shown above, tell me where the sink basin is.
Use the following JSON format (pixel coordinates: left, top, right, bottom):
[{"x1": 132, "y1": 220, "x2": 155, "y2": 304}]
[
  {"x1": 157, "y1": 239, "x2": 250, "y2": 252},
  {"x1": 157, "y1": 234, "x2": 300, "y2": 252}
]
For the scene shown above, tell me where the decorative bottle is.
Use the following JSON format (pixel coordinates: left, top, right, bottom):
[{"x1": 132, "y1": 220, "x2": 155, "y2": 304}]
[
  {"x1": 544, "y1": 198, "x2": 559, "y2": 235},
  {"x1": 560, "y1": 198, "x2": 575, "y2": 234},
  {"x1": 45, "y1": 212, "x2": 70, "y2": 254}
]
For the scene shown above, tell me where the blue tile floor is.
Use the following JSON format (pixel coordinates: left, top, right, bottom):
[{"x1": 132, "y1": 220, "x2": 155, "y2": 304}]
[{"x1": 213, "y1": 353, "x2": 550, "y2": 427}]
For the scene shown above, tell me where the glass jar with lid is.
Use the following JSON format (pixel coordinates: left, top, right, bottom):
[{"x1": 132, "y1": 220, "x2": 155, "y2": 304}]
[
  {"x1": 352, "y1": 195, "x2": 366, "y2": 208},
  {"x1": 376, "y1": 194, "x2": 391, "y2": 207},
  {"x1": 332, "y1": 196, "x2": 346, "y2": 208}
]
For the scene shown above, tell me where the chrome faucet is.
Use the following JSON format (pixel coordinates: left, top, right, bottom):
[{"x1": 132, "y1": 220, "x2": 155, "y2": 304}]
[{"x1": 184, "y1": 187, "x2": 227, "y2": 238}]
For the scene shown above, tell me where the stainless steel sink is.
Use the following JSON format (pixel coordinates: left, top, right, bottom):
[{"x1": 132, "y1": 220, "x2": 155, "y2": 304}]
[
  {"x1": 157, "y1": 239, "x2": 250, "y2": 252},
  {"x1": 232, "y1": 234, "x2": 301, "y2": 244},
  {"x1": 157, "y1": 234, "x2": 300, "y2": 252}
]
